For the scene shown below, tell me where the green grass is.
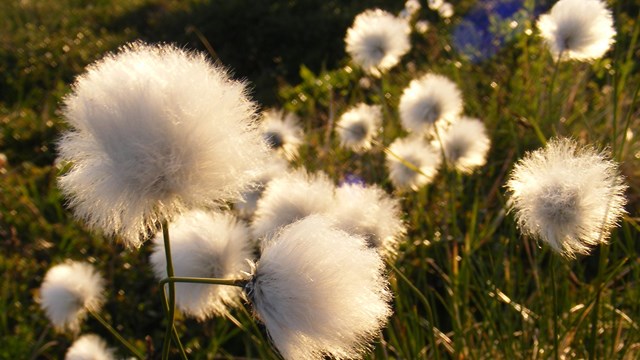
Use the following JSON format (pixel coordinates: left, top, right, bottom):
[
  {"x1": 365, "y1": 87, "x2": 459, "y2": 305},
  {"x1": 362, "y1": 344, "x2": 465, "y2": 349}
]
[{"x1": 1, "y1": 0, "x2": 639, "y2": 359}]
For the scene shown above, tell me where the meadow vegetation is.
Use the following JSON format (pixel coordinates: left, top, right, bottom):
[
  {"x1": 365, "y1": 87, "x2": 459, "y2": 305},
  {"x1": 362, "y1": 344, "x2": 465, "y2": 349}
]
[{"x1": 1, "y1": 0, "x2": 639, "y2": 359}]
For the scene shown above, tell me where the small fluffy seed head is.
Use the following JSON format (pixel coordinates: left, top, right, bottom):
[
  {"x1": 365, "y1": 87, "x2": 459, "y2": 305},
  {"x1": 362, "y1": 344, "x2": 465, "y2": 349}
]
[
  {"x1": 328, "y1": 183, "x2": 406, "y2": 257},
  {"x1": 399, "y1": 73, "x2": 463, "y2": 134},
  {"x1": 234, "y1": 156, "x2": 289, "y2": 219},
  {"x1": 336, "y1": 103, "x2": 382, "y2": 153},
  {"x1": 433, "y1": 117, "x2": 491, "y2": 174},
  {"x1": 345, "y1": 9, "x2": 411, "y2": 77},
  {"x1": 505, "y1": 138, "x2": 627, "y2": 258},
  {"x1": 65, "y1": 334, "x2": 115, "y2": 360},
  {"x1": 150, "y1": 210, "x2": 254, "y2": 319},
  {"x1": 260, "y1": 109, "x2": 304, "y2": 161},
  {"x1": 247, "y1": 215, "x2": 392, "y2": 360},
  {"x1": 251, "y1": 169, "x2": 336, "y2": 241},
  {"x1": 39, "y1": 261, "x2": 105, "y2": 333},
  {"x1": 386, "y1": 136, "x2": 441, "y2": 191},
  {"x1": 57, "y1": 42, "x2": 268, "y2": 248},
  {"x1": 537, "y1": 0, "x2": 616, "y2": 61}
]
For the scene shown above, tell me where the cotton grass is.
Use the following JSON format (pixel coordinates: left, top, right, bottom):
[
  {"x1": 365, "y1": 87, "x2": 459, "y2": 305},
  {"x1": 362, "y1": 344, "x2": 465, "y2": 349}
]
[
  {"x1": 399, "y1": 73, "x2": 463, "y2": 134},
  {"x1": 57, "y1": 42, "x2": 268, "y2": 248},
  {"x1": 328, "y1": 183, "x2": 406, "y2": 256},
  {"x1": 39, "y1": 261, "x2": 105, "y2": 333},
  {"x1": 150, "y1": 210, "x2": 253, "y2": 319},
  {"x1": 251, "y1": 169, "x2": 336, "y2": 241},
  {"x1": 386, "y1": 136, "x2": 441, "y2": 191},
  {"x1": 65, "y1": 334, "x2": 115, "y2": 360},
  {"x1": 434, "y1": 117, "x2": 491, "y2": 174},
  {"x1": 505, "y1": 138, "x2": 627, "y2": 258},
  {"x1": 246, "y1": 215, "x2": 392, "y2": 360},
  {"x1": 260, "y1": 109, "x2": 304, "y2": 161},
  {"x1": 537, "y1": 0, "x2": 616, "y2": 61},
  {"x1": 345, "y1": 9, "x2": 411, "y2": 77},
  {"x1": 336, "y1": 103, "x2": 382, "y2": 153}
]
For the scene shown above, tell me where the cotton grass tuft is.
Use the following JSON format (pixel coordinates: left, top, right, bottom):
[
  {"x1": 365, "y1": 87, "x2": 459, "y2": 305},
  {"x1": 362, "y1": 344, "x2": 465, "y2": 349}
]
[
  {"x1": 247, "y1": 215, "x2": 392, "y2": 360},
  {"x1": 345, "y1": 9, "x2": 410, "y2": 77},
  {"x1": 433, "y1": 117, "x2": 491, "y2": 174},
  {"x1": 260, "y1": 109, "x2": 304, "y2": 161},
  {"x1": 386, "y1": 136, "x2": 441, "y2": 191},
  {"x1": 505, "y1": 138, "x2": 627, "y2": 258},
  {"x1": 399, "y1": 73, "x2": 463, "y2": 134},
  {"x1": 39, "y1": 261, "x2": 105, "y2": 333},
  {"x1": 251, "y1": 169, "x2": 336, "y2": 241},
  {"x1": 150, "y1": 210, "x2": 254, "y2": 319},
  {"x1": 537, "y1": 0, "x2": 616, "y2": 61},
  {"x1": 328, "y1": 183, "x2": 406, "y2": 256},
  {"x1": 336, "y1": 103, "x2": 382, "y2": 153},
  {"x1": 65, "y1": 334, "x2": 115, "y2": 360},
  {"x1": 57, "y1": 42, "x2": 268, "y2": 248}
]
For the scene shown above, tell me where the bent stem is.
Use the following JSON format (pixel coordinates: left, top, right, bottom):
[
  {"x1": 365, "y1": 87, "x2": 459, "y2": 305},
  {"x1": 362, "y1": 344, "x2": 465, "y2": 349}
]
[
  {"x1": 160, "y1": 220, "x2": 187, "y2": 360},
  {"x1": 159, "y1": 287, "x2": 188, "y2": 360},
  {"x1": 89, "y1": 310, "x2": 144, "y2": 359}
]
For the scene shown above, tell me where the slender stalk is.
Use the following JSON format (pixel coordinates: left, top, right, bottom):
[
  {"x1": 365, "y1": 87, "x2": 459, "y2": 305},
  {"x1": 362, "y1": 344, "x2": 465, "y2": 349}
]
[
  {"x1": 160, "y1": 220, "x2": 187, "y2": 360},
  {"x1": 160, "y1": 276, "x2": 247, "y2": 288},
  {"x1": 89, "y1": 310, "x2": 144, "y2": 359},
  {"x1": 159, "y1": 284, "x2": 188, "y2": 360},
  {"x1": 550, "y1": 255, "x2": 560, "y2": 360}
]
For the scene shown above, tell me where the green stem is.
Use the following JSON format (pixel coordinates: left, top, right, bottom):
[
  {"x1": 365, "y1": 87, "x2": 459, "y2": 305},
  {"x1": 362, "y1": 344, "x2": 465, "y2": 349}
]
[
  {"x1": 159, "y1": 284, "x2": 188, "y2": 360},
  {"x1": 550, "y1": 255, "x2": 560, "y2": 360},
  {"x1": 387, "y1": 260, "x2": 441, "y2": 360},
  {"x1": 89, "y1": 310, "x2": 144, "y2": 359},
  {"x1": 159, "y1": 276, "x2": 247, "y2": 288},
  {"x1": 160, "y1": 220, "x2": 187, "y2": 360}
]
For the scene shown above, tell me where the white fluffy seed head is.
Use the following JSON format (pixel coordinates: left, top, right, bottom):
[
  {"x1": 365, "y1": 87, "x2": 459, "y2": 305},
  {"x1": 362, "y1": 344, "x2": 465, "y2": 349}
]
[
  {"x1": 433, "y1": 117, "x2": 491, "y2": 174},
  {"x1": 57, "y1": 42, "x2": 269, "y2": 248},
  {"x1": 65, "y1": 334, "x2": 115, "y2": 360},
  {"x1": 260, "y1": 109, "x2": 304, "y2": 161},
  {"x1": 505, "y1": 138, "x2": 627, "y2": 258},
  {"x1": 399, "y1": 73, "x2": 463, "y2": 134},
  {"x1": 345, "y1": 9, "x2": 411, "y2": 77},
  {"x1": 386, "y1": 136, "x2": 442, "y2": 191},
  {"x1": 150, "y1": 210, "x2": 254, "y2": 320},
  {"x1": 336, "y1": 103, "x2": 382, "y2": 153},
  {"x1": 327, "y1": 183, "x2": 406, "y2": 257},
  {"x1": 39, "y1": 261, "x2": 105, "y2": 333},
  {"x1": 234, "y1": 156, "x2": 290, "y2": 219},
  {"x1": 251, "y1": 169, "x2": 336, "y2": 241},
  {"x1": 537, "y1": 0, "x2": 616, "y2": 61},
  {"x1": 247, "y1": 215, "x2": 392, "y2": 360}
]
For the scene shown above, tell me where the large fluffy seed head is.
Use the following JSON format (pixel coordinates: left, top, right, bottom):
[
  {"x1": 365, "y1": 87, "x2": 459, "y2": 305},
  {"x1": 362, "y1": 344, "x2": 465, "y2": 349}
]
[
  {"x1": 251, "y1": 170, "x2": 336, "y2": 241},
  {"x1": 328, "y1": 183, "x2": 406, "y2": 256},
  {"x1": 336, "y1": 103, "x2": 382, "y2": 153},
  {"x1": 39, "y1": 261, "x2": 105, "y2": 333},
  {"x1": 537, "y1": 0, "x2": 616, "y2": 61},
  {"x1": 386, "y1": 136, "x2": 442, "y2": 191},
  {"x1": 57, "y1": 42, "x2": 269, "y2": 248},
  {"x1": 399, "y1": 73, "x2": 463, "y2": 134},
  {"x1": 434, "y1": 117, "x2": 491, "y2": 174},
  {"x1": 260, "y1": 109, "x2": 304, "y2": 161},
  {"x1": 247, "y1": 215, "x2": 392, "y2": 360},
  {"x1": 65, "y1": 334, "x2": 115, "y2": 360},
  {"x1": 150, "y1": 210, "x2": 253, "y2": 320},
  {"x1": 345, "y1": 9, "x2": 411, "y2": 77},
  {"x1": 505, "y1": 138, "x2": 627, "y2": 258}
]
